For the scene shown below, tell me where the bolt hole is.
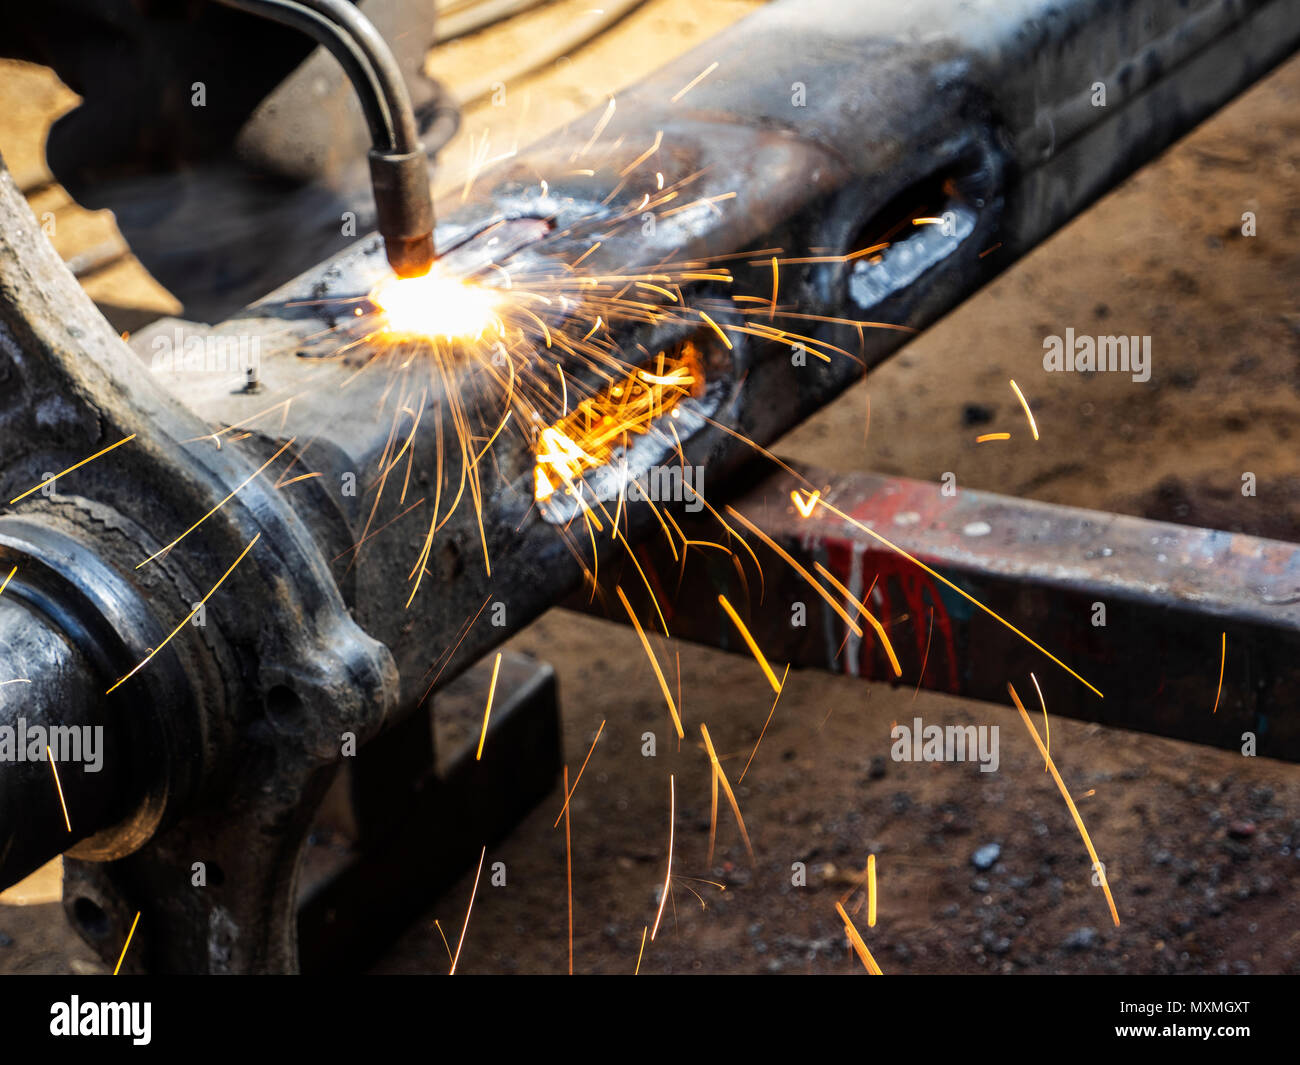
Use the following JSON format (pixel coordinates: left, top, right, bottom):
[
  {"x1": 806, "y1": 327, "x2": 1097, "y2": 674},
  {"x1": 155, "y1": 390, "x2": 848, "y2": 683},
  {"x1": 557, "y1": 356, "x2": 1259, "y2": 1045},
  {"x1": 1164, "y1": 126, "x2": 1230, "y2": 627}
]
[
  {"x1": 265, "y1": 684, "x2": 305, "y2": 730},
  {"x1": 437, "y1": 538, "x2": 461, "y2": 581},
  {"x1": 73, "y1": 897, "x2": 111, "y2": 940}
]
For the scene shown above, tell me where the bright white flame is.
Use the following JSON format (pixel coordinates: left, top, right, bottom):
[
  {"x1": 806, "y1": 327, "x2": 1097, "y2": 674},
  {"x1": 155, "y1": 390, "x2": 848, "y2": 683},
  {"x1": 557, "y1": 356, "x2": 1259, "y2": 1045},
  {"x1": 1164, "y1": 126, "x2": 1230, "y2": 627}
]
[{"x1": 370, "y1": 273, "x2": 500, "y2": 338}]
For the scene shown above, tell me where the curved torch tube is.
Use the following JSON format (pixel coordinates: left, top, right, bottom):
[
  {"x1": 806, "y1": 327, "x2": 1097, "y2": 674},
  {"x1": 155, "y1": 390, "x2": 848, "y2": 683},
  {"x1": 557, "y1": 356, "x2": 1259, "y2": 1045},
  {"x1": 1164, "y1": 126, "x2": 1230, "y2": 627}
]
[{"x1": 212, "y1": 0, "x2": 436, "y2": 276}]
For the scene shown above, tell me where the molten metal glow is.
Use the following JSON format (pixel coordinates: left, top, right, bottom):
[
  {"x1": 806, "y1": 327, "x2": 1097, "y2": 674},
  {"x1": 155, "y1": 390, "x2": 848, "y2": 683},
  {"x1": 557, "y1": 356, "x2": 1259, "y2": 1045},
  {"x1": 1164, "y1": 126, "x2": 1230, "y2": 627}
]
[
  {"x1": 371, "y1": 272, "x2": 500, "y2": 338},
  {"x1": 533, "y1": 341, "x2": 703, "y2": 502}
]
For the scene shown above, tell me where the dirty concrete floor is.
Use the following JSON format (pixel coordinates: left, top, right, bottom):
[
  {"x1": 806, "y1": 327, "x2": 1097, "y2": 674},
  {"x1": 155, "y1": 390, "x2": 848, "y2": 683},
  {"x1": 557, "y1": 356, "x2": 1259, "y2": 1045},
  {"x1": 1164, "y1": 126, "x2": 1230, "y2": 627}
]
[{"x1": 1, "y1": 3, "x2": 1298, "y2": 974}]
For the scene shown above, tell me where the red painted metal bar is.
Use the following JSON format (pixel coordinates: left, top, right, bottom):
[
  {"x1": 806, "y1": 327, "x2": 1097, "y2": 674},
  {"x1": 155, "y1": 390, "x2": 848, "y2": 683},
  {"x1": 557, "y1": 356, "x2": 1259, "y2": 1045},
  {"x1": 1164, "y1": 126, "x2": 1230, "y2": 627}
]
[{"x1": 583, "y1": 464, "x2": 1300, "y2": 761}]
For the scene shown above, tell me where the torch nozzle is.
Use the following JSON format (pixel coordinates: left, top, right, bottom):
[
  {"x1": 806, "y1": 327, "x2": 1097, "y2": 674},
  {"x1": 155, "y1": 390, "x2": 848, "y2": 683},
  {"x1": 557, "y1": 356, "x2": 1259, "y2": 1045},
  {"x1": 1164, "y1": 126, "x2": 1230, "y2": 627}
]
[
  {"x1": 212, "y1": 0, "x2": 441, "y2": 278},
  {"x1": 370, "y1": 148, "x2": 436, "y2": 277}
]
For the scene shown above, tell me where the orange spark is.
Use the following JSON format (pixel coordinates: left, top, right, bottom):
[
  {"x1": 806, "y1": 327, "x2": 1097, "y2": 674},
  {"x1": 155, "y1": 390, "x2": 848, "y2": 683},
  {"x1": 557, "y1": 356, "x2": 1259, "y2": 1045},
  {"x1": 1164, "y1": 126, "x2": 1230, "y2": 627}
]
[
  {"x1": 113, "y1": 912, "x2": 141, "y2": 976},
  {"x1": 791, "y1": 489, "x2": 820, "y2": 517},
  {"x1": 1031, "y1": 671, "x2": 1049, "y2": 769},
  {"x1": 563, "y1": 765, "x2": 574, "y2": 976},
  {"x1": 755, "y1": 243, "x2": 890, "y2": 266},
  {"x1": 739, "y1": 663, "x2": 790, "y2": 783},
  {"x1": 46, "y1": 746, "x2": 71, "y2": 832},
  {"x1": 975, "y1": 432, "x2": 1011, "y2": 443},
  {"x1": 912, "y1": 602, "x2": 932, "y2": 702},
  {"x1": 450, "y1": 845, "x2": 486, "y2": 974},
  {"x1": 276, "y1": 471, "x2": 322, "y2": 489},
  {"x1": 650, "y1": 774, "x2": 675, "y2": 941},
  {"x1": 706, "y1": 736, "x2": 720, "y2": 866},
  {"x1": 419, "y1": 594, "x2": 493, "y2": 705},
  {"x1": 1009, "y1": 379, "x2": 1040, "y2": 440},
  {"x1": 1009, "y1": 682, "x2": 1120, "y2": 926},
  {"x1": 10, "y1": 434, "x2": 136, "y2": 504},
  {"x1": 475, "y1": 652, "x2": 503, "y2": 761},
  {"x1": 619, "y1": 131, "x2": 663, "y2": 177},
  {"x1": 554, "y1": 720, "x2": 605, "y2": 828},
  {"x1": 570, "y1": 241, "x2": 602, "y2": 269},
  {"x1": 697, "y1": 310, "x2": 732, "y2": 350},
  {"x1": 835, "y1": 901, "x2": 883, "y2": 974},
  {"x1": 575, "y1": 95, "x2": 617, "y2": 159},
  {"x1": 635, "y1": 926, "x2": 648, "y2": 974},
  {"x1": 700, "y1": 723, "x2": 754, "y2": 864},
  {"x1": 670, "y1": 61, "x2": 719, "y2": 103},
  {"x1": 867, "y1": 854, "x2": 877, "y2": 927},
  {"x1": 812, "y1": 561, "x2": 902, "y2": 678},
  {"x1": 1211, "y1": 631, "x2": 1222, "y2": 717},
  {"x1": 334, "y1": 495, "x2": 425, "y2": 565},
  {"x1": 717, "y1": 593, "x2": 782, "y2": 694},
  {"x1": 137, "y1": 437, "x2": 296, "y2": 569},
  {"x1": 432, "y1": 920, "x2": 453, "y2": 965},
  {"x1": 107, "y1": 534, "x2": 260, "y2": 694},
  {"x1": 810, "y1": 497, "x2": 1102, "y2": 698},
  {"x1": 725, "y1": 506, "x2": 865, "y2": 638},
  {"x1": 616, "y1": 586, "x2": 684, "y2": 739}
]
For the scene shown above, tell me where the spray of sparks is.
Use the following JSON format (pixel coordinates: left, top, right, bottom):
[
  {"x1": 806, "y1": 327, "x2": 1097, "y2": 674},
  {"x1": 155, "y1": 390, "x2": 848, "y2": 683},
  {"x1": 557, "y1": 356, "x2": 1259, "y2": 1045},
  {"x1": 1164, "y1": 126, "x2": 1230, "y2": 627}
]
[
  {"x1": 7, "y1": 79, "x2": 1180, "y2": 974},
  {"x1": 194, "y1": 106, "x2": 1128, "y2": 969}
]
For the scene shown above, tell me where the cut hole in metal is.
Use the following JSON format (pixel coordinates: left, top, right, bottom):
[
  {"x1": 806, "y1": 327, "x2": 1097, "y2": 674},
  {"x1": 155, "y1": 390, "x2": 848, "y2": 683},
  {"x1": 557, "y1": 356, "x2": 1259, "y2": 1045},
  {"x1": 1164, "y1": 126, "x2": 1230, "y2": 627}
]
[
  {"x1": 533, "y1": 332, "x2": 713, "y2": 509},
  {"x1": 73, "y1": 897, "x2": 111, "y2": 940}
]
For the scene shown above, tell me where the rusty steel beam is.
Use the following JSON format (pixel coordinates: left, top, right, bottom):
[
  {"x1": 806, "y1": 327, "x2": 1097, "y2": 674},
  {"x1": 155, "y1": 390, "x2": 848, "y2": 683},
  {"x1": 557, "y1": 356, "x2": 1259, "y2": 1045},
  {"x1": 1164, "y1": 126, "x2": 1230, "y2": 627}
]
[
  {"x1": 138, "y1": 0, "x2": 1300, "y2": 709},
  {"x1": 590, "y1": 463, "x2": 1300, "y2": 762}
]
